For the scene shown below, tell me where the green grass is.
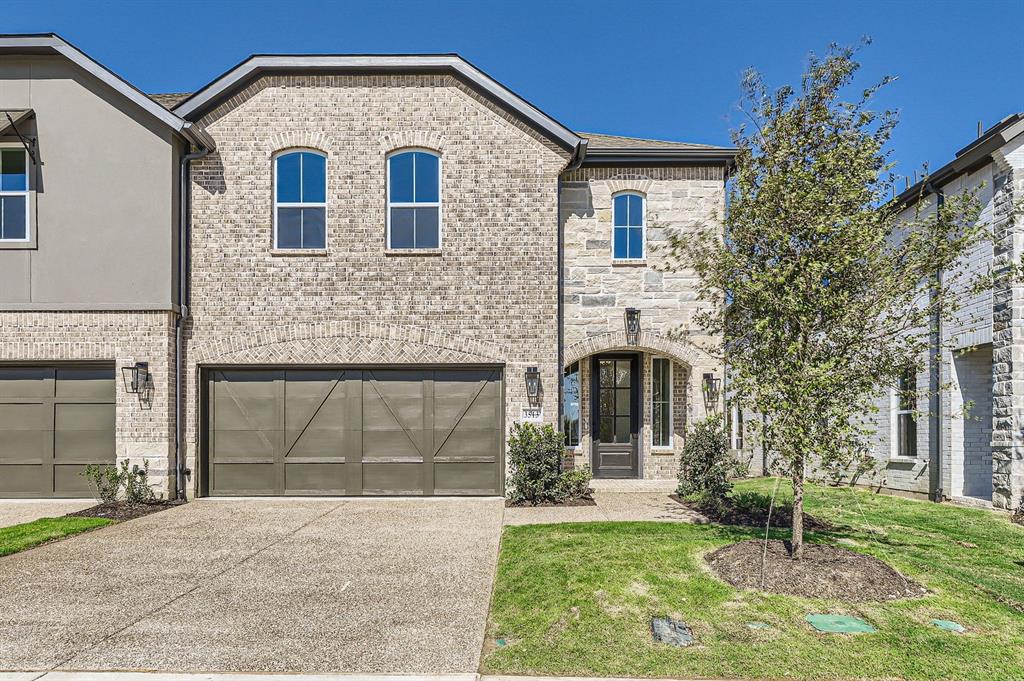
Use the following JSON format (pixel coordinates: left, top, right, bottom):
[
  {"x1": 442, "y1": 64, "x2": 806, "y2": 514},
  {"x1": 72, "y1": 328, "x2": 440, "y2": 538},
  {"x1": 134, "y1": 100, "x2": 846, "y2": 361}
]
[
  {"x1": 483, "y1": 479, "x2": 1024, "y2": 681},
  {"x1": 0, "y1": 516, "x2": 113, "y2": 557}
]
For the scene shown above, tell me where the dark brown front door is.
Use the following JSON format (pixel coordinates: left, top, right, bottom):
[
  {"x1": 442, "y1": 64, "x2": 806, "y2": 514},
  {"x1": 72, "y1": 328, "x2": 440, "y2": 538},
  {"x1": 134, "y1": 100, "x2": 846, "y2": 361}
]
[{"x1": 591, "y1": 354, "x2": 639, "y2": 478}]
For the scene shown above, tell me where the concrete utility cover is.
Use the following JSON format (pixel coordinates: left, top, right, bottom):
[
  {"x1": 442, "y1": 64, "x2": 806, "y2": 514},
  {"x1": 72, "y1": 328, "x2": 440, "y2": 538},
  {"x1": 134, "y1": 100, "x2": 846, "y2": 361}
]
[
  {"x1": 931, "y1": 619, "x2": 966, "y2": 633},
  {"x1": 805, "y1": 614, "x2": 877, "y2": 634},
  {"x1": 651, "y1": 617, "x2": 695, "y2": 646}
]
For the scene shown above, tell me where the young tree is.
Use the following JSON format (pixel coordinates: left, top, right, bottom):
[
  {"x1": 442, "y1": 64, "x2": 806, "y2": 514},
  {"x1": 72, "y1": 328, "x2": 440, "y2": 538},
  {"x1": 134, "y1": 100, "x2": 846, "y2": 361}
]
[{"x1": 666, "y1": 42, "x2": 988, "y2": 558}]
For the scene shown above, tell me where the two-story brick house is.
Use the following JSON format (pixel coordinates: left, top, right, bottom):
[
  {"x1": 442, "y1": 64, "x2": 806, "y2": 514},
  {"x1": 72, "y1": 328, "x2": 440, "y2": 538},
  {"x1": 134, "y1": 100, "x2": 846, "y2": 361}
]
[{"x1": 0, "y1": 35, "x2": 734, "y2": 498}]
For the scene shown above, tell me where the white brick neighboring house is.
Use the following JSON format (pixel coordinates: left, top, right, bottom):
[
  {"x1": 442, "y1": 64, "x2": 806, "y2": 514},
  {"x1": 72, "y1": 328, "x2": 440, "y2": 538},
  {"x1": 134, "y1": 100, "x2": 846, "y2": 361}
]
[
  {"x1": 745, "y1": 114, "x2": 1024, "y2": 511},
  {"x1": 0, "y1": 35, "x2": 735, "y2": 498}
]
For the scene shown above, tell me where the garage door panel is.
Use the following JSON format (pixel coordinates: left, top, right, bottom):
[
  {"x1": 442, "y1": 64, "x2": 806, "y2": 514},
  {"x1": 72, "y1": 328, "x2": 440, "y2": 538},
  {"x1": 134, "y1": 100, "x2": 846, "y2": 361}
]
[
  {"x1": 54, "y1": 464, "x2": 95, "y2": 495},
  {"x1": 285, "y1": 462, "x2": 346, "y2": 494},
  {"x1": 285, "y1": 428, "x2": 349, "y2": 458},
  {"x1": 213, "y1": 396, "x2": 280, "y2": 431},
  {"x1": 434, "y1": 462, "x2": 498, "y2": 495},
  {"x1": 0, "y1": 465, "x2": 45, "y2": 496},
  {"x1": 213, "y1": 462, "x2": 277, "y2": 495},
  {"x1": 212, "y1": 430, "x2": 279, "y2": 460},
  {"x1": 0, "y1": 364, "x2": 114, "y2": 497},
  {"x1": 362, "y1": 462, "x2": 423, "y2": 495},
  {"x1": 361, "y1": 430, "x2": 424, "y2": 460},
  {"x1": 0, "y1": 402, "x2": 51, "y2": 430},
  {"x1": 56, "y1": 367, "x2": 115, "y2": 399},
  {"x1": 436, "y1": 429, "x2": 500, "y2": 459},
  {"x1": 0, "y1": 367, "x2": 54, "y2": 398}
]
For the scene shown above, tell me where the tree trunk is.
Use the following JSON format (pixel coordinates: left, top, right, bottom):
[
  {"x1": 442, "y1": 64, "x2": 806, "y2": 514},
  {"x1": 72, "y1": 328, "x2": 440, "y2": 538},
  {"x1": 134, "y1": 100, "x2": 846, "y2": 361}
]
[{"x1": 791, "y1": 464, "x2": 805, "y2": 560}]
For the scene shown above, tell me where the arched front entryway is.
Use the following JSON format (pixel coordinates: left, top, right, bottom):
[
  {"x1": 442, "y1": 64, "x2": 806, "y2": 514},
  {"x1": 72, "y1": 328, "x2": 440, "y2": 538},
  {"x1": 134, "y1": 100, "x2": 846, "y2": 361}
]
[{"x1": 562, "y1": 331, "x2": 721, "y2": 481}]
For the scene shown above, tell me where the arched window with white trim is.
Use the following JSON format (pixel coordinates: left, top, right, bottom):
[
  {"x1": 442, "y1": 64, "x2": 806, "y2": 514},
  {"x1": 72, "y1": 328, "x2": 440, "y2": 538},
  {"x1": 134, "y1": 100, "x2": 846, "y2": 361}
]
[
  {"x1": 387, "y1": 149, "x2": 440, "y2": 249},
  {"x1": 273, "y1": 150, "x2": 326, "y2": 249},
  {"x1": 612, "y1": 191, "x2": 644, "y2": 260}
]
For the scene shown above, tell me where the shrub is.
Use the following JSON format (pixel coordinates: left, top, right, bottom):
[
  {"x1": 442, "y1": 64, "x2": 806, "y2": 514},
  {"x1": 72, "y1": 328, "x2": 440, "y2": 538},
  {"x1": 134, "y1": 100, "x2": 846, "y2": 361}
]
[
  {"x1": 677, "y1": 416, "x2": 733, "y2": 501},
  {"x1": 1012, "y1": 494, "x2": 1024, "y2": 527},
  {"x1": 83, "y1": 460, "x2": 157, "y2": 506},
  {"x1": 507, "y1": 422, "x2": 564, "y2": 505},
  {"x1": 555, "y1": 466, "x2": 593, "y2": 502}
]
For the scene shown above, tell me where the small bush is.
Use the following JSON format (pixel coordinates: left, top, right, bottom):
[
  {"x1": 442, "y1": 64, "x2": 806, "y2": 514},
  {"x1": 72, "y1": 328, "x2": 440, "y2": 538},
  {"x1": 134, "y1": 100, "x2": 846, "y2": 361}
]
[
  {"x1": 1012, "y1": 494, "x2": 1024, "y2": 527},
  {"x1": 555, "y1": 466, "x2": 593, "y2": 502},
  {"x1": 507, "y1": 422, "x2": 564, "y2": 505},
  {"x1": 83, "y1": 460, "x2": 156, "y2": 506},
  {"x1": 677, "y1": 416, "x2": 733, "y2": 501}
]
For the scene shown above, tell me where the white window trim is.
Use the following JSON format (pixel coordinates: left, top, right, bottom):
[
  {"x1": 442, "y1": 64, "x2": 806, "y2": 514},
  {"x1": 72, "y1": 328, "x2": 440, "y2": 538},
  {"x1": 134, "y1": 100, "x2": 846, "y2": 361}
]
[
  {"x1": 272, "y1": 149, "x2": 328, "y2": 250},
  {"x1": 730, "y1": 402, "x2": 744, "y2": 450},
  {"x1": 611, "y1": 190, "x2": 645, "y2": 262},
  {"x1": 651, "y1": 356, "x2": 673, "y2": 450},
  {"x1": 386, "y1": 148, "x2": 442, "y2": 250},
  {"x1": 890, "y1": 374, "x2": 917, "y2": 460},
  {"x1": 0, "y1": 145, "x2": 30, "y2": 243}
]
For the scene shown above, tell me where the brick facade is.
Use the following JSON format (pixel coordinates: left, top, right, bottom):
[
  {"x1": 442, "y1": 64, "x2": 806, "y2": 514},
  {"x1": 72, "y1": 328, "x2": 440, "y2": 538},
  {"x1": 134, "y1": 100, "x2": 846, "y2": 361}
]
[
  {"x1": 182, "y1": 73, "x2": 569, "y2": 494},
  {"x1": 0, "y1": 311, "x2": 177, "y2": 496}
]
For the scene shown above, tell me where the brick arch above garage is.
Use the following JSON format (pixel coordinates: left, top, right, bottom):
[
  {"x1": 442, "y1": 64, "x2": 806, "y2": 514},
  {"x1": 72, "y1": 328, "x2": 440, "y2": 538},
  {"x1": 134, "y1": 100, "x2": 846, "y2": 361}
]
[
  {"x1": 563, "y1": 330, "x2": 716, "y2": 369},
  {"x1": 190, "y1": 321, "x2": 509, "y2": 366}
]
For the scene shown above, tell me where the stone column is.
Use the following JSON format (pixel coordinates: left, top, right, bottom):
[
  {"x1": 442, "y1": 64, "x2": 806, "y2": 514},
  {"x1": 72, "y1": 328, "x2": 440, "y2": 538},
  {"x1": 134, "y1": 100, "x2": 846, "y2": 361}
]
[{"x1": 990, "y1": 158, "x2": 1024, "y2": 509}]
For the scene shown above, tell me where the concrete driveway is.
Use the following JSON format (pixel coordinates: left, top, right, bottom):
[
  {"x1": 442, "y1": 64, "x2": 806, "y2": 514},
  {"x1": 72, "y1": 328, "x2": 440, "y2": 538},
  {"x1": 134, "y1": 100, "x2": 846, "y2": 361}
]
[{"x1": 0, "y1": 497, "x2": 504, "y2": 674}]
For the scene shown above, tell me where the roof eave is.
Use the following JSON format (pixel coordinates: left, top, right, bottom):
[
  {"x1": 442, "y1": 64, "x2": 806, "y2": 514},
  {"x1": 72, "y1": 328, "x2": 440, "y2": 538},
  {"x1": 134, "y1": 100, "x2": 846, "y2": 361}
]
[
  {"x1": 580, "y1": 147, "x2": 739, "y2": 167},
  {"x1": 174, "y1": 54, "x2": 584, "y2": 153}
]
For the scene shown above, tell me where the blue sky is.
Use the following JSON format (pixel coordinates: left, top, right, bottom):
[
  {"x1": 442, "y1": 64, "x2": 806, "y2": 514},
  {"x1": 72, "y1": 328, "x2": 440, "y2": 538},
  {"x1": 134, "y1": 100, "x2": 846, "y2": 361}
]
[{"x1": 8, "y1": 0, "x2": 1023, "y2": 182}]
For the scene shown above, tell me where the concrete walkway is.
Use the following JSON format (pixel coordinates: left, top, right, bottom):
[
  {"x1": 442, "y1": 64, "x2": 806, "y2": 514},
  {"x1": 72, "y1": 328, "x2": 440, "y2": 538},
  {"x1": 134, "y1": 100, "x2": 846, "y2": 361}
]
[
  {"x1": 504, "y1": 480, "x2": 706, "y2": 526},
  {"x1": 0, "y1": 500, "x2": 94, "y2": 529},
  {"x1": 0, "y1": 498, "x2": 504, "y2": 674}
]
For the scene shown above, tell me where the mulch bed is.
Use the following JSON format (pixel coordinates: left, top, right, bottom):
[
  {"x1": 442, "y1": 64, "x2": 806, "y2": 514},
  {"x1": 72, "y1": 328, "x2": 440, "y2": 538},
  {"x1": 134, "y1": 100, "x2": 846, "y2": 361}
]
[
  {"x1": 670, "y1": 494, "x2": 832, "y2": 531},
  {"x1": 505, "y1": 496, "x2": 596, "y2": 508},
  {"x1": 68, "y1": 499, "x2": 185, "y2": 522},
  {"x1": 706, "y1": 538, "x2": 927, "y2": 602}
]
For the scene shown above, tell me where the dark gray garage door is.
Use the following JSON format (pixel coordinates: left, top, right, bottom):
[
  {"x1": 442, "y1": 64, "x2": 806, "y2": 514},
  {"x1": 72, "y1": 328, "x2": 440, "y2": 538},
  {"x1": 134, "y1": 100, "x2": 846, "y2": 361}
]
[
  {"x1": 0, "y1": 365, "x2": 116, "y2": 498},
  {"x1": 205, "y1": 367, "x2": 503, "y2": 496}
]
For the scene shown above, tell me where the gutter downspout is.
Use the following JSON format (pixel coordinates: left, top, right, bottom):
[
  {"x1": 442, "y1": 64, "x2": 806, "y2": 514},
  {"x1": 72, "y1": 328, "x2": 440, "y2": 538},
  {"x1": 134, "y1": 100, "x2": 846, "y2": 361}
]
[
  {"x1": 925, "y1": 181, "x2": 945, "y2": 502},
  {"x1": 175, "y1": 132, "x2": 211, "y2": 500}
]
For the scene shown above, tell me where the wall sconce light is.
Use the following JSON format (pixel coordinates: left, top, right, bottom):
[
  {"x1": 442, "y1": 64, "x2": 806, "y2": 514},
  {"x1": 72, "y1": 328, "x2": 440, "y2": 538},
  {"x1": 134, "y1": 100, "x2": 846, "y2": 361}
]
[
  {"x1": 122, "y1": 361, "x2": 151, "y2": 394},
  {"x1": 702, "y1": 372, "x2": 722, "y2": 414},
  {"x1": 624, "y1": 308, "x2": 641, "y2": 345},
  {"x1": 525, "y1": 366, "x2": 541, "y2": 406}
]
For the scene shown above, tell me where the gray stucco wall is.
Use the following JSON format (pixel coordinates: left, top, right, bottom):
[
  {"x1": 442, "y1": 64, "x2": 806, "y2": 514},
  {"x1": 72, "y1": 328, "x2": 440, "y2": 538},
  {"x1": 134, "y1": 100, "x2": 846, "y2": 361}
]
[{"x1": 0, "y1": 55, "x2": 181, "y2": 310}]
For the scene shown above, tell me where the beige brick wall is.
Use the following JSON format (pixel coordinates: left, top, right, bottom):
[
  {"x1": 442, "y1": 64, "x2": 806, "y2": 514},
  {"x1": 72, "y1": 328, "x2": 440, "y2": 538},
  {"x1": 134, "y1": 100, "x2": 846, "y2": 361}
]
[
  {"x1": 560, "y1": 166, "x2": 725, "y2": 479},
  {"x1": 183, "y1": 73, "x2": 570, "y2": 494},
  {"x1": 0, "y1": 311, "x2": 177, "y2": 496}
]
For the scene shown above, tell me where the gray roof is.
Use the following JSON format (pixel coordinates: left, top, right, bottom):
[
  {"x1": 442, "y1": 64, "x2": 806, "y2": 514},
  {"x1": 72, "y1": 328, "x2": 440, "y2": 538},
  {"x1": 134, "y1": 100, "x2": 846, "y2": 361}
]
[
  {"x1": 578, "y1": 131, "x2": 727, "y2": 152},
  {"x1": 149, "y1": 92, "x2": 193, "y2": 110}
]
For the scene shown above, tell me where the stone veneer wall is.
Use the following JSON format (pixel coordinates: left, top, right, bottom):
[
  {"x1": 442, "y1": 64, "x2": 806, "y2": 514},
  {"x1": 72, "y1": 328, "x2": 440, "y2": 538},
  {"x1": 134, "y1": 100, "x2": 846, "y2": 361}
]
[
  {"x1": 182, "y1": 73, "x2": 569, "y2": 495},
  {"x1": 0, "y1": 311, "x2": 177, "y2": 495},
  {"x1": 559, "y1": 166, "x2": 725, "y2": 479}
]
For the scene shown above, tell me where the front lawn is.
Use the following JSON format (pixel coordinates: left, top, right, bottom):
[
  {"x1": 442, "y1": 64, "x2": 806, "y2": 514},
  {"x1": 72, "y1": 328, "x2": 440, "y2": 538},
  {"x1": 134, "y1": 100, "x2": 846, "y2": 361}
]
[
  {"x1": 483, "y1": 479, "x2": 1024, "y2": 681},
  {"x1": 0, "y1": 516, "x2": 113, "y2": 558}
]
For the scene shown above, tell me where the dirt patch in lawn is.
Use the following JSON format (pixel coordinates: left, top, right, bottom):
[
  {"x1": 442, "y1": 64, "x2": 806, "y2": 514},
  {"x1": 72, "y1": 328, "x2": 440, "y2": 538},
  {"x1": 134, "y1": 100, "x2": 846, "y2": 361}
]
[
  {"x1": 671, "y1": 493, "x2": 832, "y2": 531},
  {"x1": 505, "y1": 496, "x2": 596, "y2": 508},
  {"x1": 68, "y1": 499, "x2": 184, "y2": 522},
  {"x1": 707, "y1": 538, "x2": 926, "y2": 602}
]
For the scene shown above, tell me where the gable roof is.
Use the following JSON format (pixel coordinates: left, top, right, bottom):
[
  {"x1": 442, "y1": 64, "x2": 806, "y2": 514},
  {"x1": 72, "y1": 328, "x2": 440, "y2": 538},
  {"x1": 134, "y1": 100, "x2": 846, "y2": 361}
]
[
  {"x1": 172, "y1": 54, "x2": 585, "y2": 160},
  {"x1": 0, "y1": 33, "x2": 214, "y2": 150}
]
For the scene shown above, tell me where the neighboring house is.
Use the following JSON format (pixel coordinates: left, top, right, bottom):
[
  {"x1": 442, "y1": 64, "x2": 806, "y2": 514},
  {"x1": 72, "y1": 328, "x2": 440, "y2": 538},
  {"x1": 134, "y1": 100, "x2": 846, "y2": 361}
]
[
  {"x1": 0, "y1": 35, "x2": 734, "y2": 498},
  {"x1": 745, "y1": 114, "x2": 1024, "y2": 511}
]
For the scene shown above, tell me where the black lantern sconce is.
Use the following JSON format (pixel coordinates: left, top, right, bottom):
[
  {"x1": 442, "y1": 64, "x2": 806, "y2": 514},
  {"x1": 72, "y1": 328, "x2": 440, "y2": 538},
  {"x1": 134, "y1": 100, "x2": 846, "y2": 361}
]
[
  {"x1": 624, "y1": 308, "x2": 641, "y2": 345},
  {"x1": 525, "y1": 366, "x2": 541, "y2": 406},
  {"x1": 122, "y1": 361, "x2": 151, "y2": 395},
  {"x1": 701, "y1": 372, "x2": 722, "y2": 414}
]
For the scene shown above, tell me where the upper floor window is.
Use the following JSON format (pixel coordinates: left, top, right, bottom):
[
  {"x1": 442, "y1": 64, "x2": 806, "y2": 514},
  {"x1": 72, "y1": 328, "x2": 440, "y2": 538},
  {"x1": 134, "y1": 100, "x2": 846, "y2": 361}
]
[
  {"x1": 274, "y1": 150, "x2": 326, "y2": 249},
  {"x1": 387, "y1": 150, "x2": 440, "y2": 249},
  {"x1": 612, "y1": 192, "x2": 644, "y2": 260},
  {"x1": 0, "y1": 148, "x2": 29, "y2": 242}
]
